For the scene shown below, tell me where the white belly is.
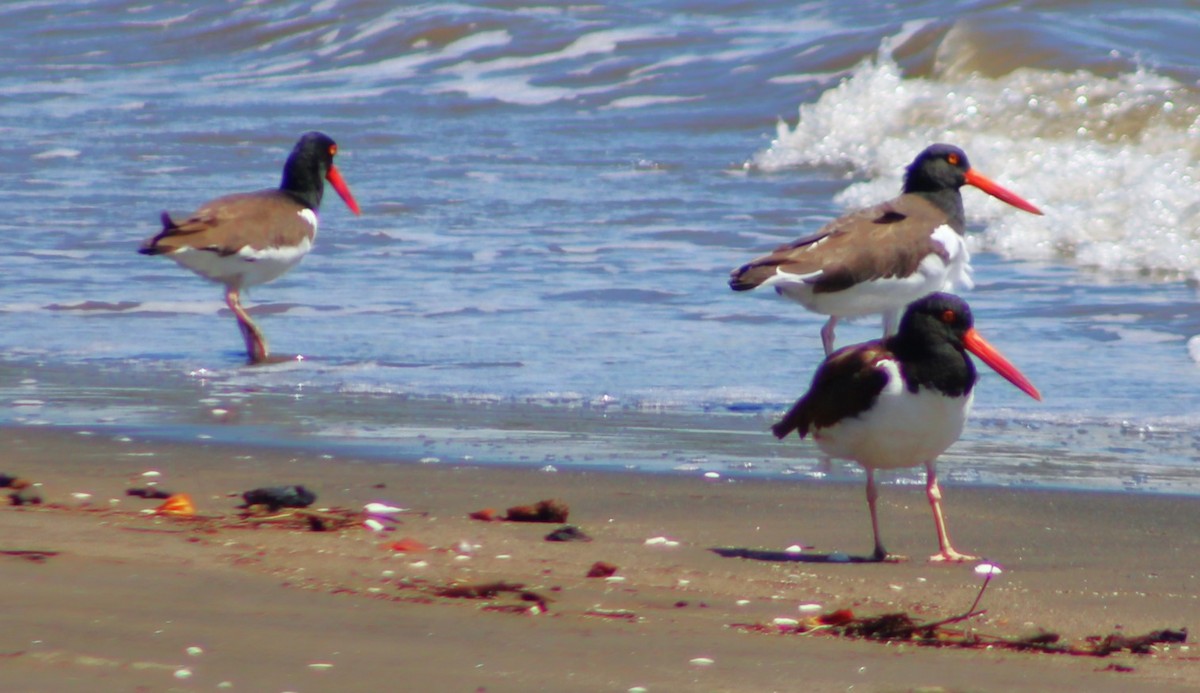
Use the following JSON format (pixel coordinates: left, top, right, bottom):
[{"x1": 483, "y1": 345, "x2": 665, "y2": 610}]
[
  {"x1": 165, "y1": 208, "x2": 317, "y2": 289},
  {"x1": 812, "y1": 361, "x2": 973, "y2": 470},
  {"x1": 167, "y1": 236, "x2": 313, "y2": 289}
]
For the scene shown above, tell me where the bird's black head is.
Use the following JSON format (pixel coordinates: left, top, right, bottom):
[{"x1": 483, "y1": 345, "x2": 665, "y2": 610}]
[
  {"x1": 897, "y1": 291, "x2": 974, "y2": 345},
  {"x1": 903, "y1": 143, "x2": 971, "y2": 195},
  {"x1": 891, "y1": 291, "x2": 1042, "y2": 401},
  {"x1": 890, "y1": 292, "x2": 977, "y2": 396},
  {"x1": 280, "y1": 131, "x2": 340, "y2": 209}
]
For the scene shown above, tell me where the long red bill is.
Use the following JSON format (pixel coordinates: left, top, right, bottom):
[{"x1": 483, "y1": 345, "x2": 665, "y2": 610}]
[
  {"x1": 962, "y1": 327, "x2": 1042, "y2": 401},
  {"x1": 963, "y1": 168, "x2": 1043, "y2": 216},
  {"x1": 326, "y1": 163, "x2": 361, "y2": 216}
]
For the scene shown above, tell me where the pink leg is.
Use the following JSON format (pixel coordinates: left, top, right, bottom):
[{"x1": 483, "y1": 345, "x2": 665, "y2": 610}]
[
  {"x1": 865, "y1": 469, "x2": 892, "y2": 561},
  {"x1": 225, "y1": 286, "x2": 268, "y2": 364},
  {"x1": 925, "y1": 461, "x2": 977, "y2": 562},
  {"x1": 820, "y1": 317, "x2": 838, "y2": 357}
]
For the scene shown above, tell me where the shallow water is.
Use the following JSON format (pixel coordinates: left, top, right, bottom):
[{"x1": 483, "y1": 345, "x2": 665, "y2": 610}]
[{"x1": 3, "y1": 1, "x2": 1200, "y2": 494}]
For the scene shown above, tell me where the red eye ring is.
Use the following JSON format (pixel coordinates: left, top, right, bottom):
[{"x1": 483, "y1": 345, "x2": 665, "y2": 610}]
[{"x1": 941, "y1": 309, "x2": 956, "y2": 323}]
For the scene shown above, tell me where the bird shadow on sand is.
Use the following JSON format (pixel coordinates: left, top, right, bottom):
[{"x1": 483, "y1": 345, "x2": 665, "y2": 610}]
[{"x1": 710, "y1": 547, "x2": 899, "y2": 563}]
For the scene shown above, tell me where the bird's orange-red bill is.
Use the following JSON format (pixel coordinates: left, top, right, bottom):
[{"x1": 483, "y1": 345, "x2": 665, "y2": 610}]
[
  {"x1": 964, "y1": 168, "x2": 1043, "y2": 216},
  {"x1": 326, "y1": 164, "x2": 361, "y2": 216},
  {"x1": 962, "y1": 327, "x2": 1042, "y2": 401}
]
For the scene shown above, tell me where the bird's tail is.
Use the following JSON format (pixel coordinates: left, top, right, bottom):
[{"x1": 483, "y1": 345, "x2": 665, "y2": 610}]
[
  {"x1": 728, "y1": 263, "x2": 775, "y2": 292},
  {"x1": 770, "y1": 398, "x2": 809, "y2": 440},
  {"x1": 137, "y1": 212, "x2": 178, "y2": 256}
]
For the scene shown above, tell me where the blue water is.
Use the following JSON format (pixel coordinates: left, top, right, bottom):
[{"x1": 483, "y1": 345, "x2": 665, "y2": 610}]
[{"x1": 3, "y1": 1, "x2": 1200, "y2": 494}]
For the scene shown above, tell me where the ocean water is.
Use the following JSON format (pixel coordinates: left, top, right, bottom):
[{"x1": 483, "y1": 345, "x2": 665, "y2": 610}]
[{"x1": 3, "y1": 1, "x2": 1200, "y2": 495}]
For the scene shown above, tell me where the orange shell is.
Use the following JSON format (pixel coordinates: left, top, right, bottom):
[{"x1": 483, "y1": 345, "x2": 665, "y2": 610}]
[{"x1": 155, "y1": 493, "x2": 196, "y2": 516}]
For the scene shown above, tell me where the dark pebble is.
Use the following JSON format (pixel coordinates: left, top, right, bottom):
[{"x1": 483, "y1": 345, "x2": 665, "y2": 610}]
[
  {"x1": 241, "y1": 485, "x2": 316, "y2": 510},
  {"x1": 545, "y1": 525, "x2": 592, "y2": 542}
]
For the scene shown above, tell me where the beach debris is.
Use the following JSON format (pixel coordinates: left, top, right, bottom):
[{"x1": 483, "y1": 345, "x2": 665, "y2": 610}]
[
  {"x1": 127, "y1": 486, "x2": 173, "y2": 500},
  {"x1": 433, "y1": 580, "x2": 549, "y2": 614},
  {"x1": 383, "y1": 537, "x2": 429, "y2": 553},
  {"x1": 545, "y1": 525, "x2": 591, "y2": 542},
  {"x1": 468, "y1": 507, "x2": 499, "y2": 522},
  {"x1": 453, "y1": 540, "x2": 480, "y2": 556},
  {"x1": 504, "y1": 499, "x2": 569, "y2": 523},
  {"x1": 732, "y1": 571, "x2": 1189, "y2": 658},
  {"x1": 240, "y1": 507, "x2": 358, "y2": 532},
  {"x1": 155, "y1": 493, "x2": 196, "y2": 516},
  {"x1": 587, "y1": 561, "x2": 619, "y2": 578},
  {"x1": 689, "y1": 657, "x2": 715, "y2": 667},
  {"x1": 363, "y1": 502, "x2": 405, "y2": 516},
  {"x1": 733, "y1": 608, "x2": 1187, "y2": 657},
  {"x1": 240, "y1": 485, "x2": 316, "y2": 511},
  {"x1": 362, "y1": 502, "x2": 404, "y2": 532},
  {"x1": 8, "y1": 484, "x2": 42, "y2": 506},
  {"x1": 0, "y1": 474, "x2": 20, "y2": 487},
  {"x1": 584, "y1": 607, "x2": 638, "y2": 621},
  {"x1": 644, "y1": 536, "x2": 680, "y2": 548}
]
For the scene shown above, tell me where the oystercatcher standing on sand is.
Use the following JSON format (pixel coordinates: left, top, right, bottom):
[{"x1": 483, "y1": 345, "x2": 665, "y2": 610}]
[
  {"x1": 139, "y1": 132, "x2": 360, "y2": 364},
  {"x1": 771, "y1": 292, "x2": 1041, "y2": 562},
  {"x1": 729, "y1": 144, "x2": 1042, "y2": 355}
]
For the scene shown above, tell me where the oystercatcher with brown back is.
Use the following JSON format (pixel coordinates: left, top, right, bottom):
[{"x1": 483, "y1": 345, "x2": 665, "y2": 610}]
[
  {"x1": 730, "y1": 144, "x2": 1042, "y2": 355},
  {"x1": 139, "y1": 132, "x2": 361, "y2": 364},
  {"x1": 771, "y1": 292, "x2": 1042, "y2": 562}
]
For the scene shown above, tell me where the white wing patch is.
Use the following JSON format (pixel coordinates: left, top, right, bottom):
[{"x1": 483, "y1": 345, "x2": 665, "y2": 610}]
[{"x1": 298, "y1": 208, "x2": 319, "y2": 237}]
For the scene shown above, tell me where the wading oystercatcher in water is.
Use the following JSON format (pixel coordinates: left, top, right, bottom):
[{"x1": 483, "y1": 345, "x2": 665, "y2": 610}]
[
  {"x1": 730, "y1": 144, "x2": 1042, "y2": 355},
  {"x1": 771, "y1": 292, "x2": 1041, "y2": 562},
  {"x1": 139, "y1": 132, "x2": 360, "y2": 364}
]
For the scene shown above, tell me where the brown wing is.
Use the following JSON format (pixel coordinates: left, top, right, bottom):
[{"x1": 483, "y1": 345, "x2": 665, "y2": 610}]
[
  {"x1": 729, "y1": 195, "x2": 953, "y2": 292},
  {"x1": 139, "y1": 189, "x2": 309, "y2": 256},
  {"x1": 771, "y1": 343, "x2": 891, "y2": 440}
]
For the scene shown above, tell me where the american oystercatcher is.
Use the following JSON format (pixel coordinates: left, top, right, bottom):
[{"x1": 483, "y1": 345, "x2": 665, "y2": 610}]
[
  {"x1": 729, "y1": 144, "x2": 1042, "y2": 355},
  {"x1": 139, "y1": 132, "x2": 360, "y2": 364},
  {"x1": 771, "y1": 292, "x2": 1041, "y2": 562}
]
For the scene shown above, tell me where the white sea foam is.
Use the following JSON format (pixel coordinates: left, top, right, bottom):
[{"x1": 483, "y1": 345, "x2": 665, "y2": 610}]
[{"x1": 753, "y1": 30, "x2": 1200, "y2": 280}]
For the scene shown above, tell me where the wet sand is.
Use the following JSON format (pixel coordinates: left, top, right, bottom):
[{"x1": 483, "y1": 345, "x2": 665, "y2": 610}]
[{"x1": 1, "y1": 425, "x2": 1197, "y2": 692}]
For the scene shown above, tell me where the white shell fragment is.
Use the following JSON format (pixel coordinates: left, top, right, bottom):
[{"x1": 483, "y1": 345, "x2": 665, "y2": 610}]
[{"x1": 975, "y1": 563, "x2": 1003, "y2": 576}]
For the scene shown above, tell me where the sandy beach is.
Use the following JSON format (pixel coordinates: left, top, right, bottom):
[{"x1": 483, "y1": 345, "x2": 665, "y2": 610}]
[{"x1": 1, "y1": 425, "x2": 1197, "y2": 692}]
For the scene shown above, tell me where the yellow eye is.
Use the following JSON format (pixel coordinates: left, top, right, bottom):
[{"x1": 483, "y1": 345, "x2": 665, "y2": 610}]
[
  {"x1": 947, "y1": 153, "x2": 959, "y2": 166},
  {"x1": 941, "y1": 309, "x2": 957, "y2": 324}
]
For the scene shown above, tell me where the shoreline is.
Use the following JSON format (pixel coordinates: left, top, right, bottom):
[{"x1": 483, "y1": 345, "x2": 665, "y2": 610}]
[{"x1": 2, "y1": 424, "x2": 1198, "y2": 691}]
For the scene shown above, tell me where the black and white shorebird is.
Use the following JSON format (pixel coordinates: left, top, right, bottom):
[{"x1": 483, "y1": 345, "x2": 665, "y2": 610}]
[
  {"x1": 139, "y1": 132, "x2": 360, "y2": 364},
  {"x1": 771, "y1": 292, "x2": 1041, "y2": 562},
  {"x1": 730, "y1": 144, "x2": 1042, "y2": 355}
]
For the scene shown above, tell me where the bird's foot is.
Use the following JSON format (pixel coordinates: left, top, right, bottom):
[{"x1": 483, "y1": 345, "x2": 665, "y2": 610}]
[
  {"x1": 871, "y1": 547, "x2": 907, "y2": 563},
  {"x1": 928, "y1": 549, "x2": 978, "y2": 563}
]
